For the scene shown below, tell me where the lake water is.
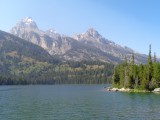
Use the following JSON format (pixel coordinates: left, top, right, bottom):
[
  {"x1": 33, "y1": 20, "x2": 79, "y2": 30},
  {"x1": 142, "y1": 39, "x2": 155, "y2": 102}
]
[{"x1": 0, "y1": 85, "x2": 160, "y2": 120}]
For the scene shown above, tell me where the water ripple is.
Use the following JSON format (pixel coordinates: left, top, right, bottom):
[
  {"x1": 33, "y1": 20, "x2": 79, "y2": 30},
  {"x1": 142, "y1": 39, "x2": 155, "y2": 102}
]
[{"x1": 0, "y1": 85, "x2": 160, "y2": 120}]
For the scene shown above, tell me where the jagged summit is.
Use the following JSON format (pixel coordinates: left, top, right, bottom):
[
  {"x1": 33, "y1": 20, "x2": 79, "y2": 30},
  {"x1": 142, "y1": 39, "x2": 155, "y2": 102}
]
[
  {"x1": 16, "y1": 17, "x2": 38, "y2": 29},
  {"x1": 10, "y1": 17, "x2": 41, "y2": 40},
  {"x1": 46, "y1": 29, "x2": 58, "y2": 35},
  {"x1": 73, "y1": 28, "x2": 103, "y2": 43},
  {"x1": 74, "y1": 28, "x2": 102, "y2": 40},
  {"x1": 10, "y1": 17, "x2": 43, "y2": 45},
  {"x1": 47, "y1": 29, "x2": 57, "y2": 34},
  {"x1": 46, "y1": 29, "x2": 61, "y2": 39},
  {"x1": 23, "y1": 17, "x2": 33, "y2": 23},
  {"x1": 85, "y1": 28, "x2": 102, "y2": 38}
]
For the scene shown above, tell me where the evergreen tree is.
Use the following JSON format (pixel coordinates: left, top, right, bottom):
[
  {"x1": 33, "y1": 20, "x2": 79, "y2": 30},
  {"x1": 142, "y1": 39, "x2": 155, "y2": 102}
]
[
  {"x1": 112, "y1": 66, "x2": 120, "y2": 87},
  {"x1": 138, "y1": 64, "x2": 144, "y2": 86},
  {"x1": 131, "y1": 52, "x2": 135, "y2": 65},
  {"x1": 128, "y1": 53, "x2": 135, "y2": 88},
  {"x1": 141, "y1": 65, "x2": 149, "y2": 90},
  {"x1": 134, "y1": 65, "x2": 139, "y2": 88},
  {"x1": 119, "y1": 65, "x2": 125, "y2": 88},
  {"x1": 148, "y1": 44, "x2": 153, "y2": 81},
  {"x1": 153, "y1": 62, "x2": 160, "y2": 87},
  {"x1": 124, "y1": 66, "x2": 129, "y2": 88},
  {"x1": 124, "y1": 55, "x2": 128, "y2": 66},
  {"x1": 123, "y1": 56, "x2": 129, "y2": 88},
  {"x1": 154, "y1": 52, "x2": 157, "y2": 63}
]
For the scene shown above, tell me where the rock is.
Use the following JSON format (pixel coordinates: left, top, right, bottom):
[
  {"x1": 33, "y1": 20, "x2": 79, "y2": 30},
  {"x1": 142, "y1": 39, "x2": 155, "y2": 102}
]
[
  {"x1": 119, "y1": 88, "x2": 125, "y2": 91},
  {"x1": 107, "y1": 87, "x2": 118, "y2": 92},
  {"x1": 107, "y1": 87, "x2": 131, "y2": 92},
  {"x1": 153, "y1": 88, "x2": 160, "y2": 92},
  {"x1": 112, "y1": 88, "x2": 118, "y2": 91}
]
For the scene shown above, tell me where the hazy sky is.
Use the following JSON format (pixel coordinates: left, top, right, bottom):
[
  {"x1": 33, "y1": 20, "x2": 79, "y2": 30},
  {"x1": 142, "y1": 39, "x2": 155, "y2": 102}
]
[{"x1": 0, "y1": 0, "x2": 160, "y2": 56}]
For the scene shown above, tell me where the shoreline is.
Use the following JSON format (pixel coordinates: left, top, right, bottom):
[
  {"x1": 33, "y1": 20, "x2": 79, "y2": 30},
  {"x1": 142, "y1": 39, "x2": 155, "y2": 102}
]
[{"x1": 106, "y1": 87, "x2": 160, "y2": 93}]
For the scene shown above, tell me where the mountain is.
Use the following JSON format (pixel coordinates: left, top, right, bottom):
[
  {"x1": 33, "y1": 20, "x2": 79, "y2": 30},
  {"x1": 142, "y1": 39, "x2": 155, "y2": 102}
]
[
  {"x1": 0, "y1": 30, "x2": 56, "y2": 63},
  {"x1": 11, "y1": 17, "x2": 148, "y2": 64},
  {"x1": 73, "y1": 28, "x2": 148, "y2": 63},
  {"x1": 0, "y1": 30, "x2": 59, "y2": 78},
  {"x1": 0, "y1": 31, "x2": 54, "y2": 62}
]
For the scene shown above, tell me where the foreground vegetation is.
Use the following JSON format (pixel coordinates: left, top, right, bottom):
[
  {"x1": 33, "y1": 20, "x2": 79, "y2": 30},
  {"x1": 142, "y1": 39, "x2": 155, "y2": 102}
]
[{"x1": 112, "y1": 45, "x2": 160, "y2": 91}]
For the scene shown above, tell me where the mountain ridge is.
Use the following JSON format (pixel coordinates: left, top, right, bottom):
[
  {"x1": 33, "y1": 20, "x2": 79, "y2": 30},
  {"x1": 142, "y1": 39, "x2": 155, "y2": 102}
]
[{"x1": 10, "y1": 17, "x2": 148, "y2": 64}]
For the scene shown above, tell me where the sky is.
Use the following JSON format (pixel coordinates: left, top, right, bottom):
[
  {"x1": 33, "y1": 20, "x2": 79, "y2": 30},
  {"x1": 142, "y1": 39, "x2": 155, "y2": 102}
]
[{"x1": 0, "y1": 0, "x2": 160, "y2": 56}]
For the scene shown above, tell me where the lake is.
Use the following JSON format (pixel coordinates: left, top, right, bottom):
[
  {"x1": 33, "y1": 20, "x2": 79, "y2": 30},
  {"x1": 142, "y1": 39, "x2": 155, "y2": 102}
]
[{"x1": 0, "y1": 85, "x2": 160, "y2": 120}]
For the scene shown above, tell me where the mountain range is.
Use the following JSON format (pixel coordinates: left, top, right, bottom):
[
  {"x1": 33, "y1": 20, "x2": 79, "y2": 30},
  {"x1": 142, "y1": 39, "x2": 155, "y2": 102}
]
[{"x1": 10, "y1": 17, "x2": 147, "y2": 64}]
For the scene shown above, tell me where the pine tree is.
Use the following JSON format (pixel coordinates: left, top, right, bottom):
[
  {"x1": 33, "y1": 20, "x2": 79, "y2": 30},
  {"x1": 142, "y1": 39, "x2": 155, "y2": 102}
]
[
  {"x1": 138, "y1": 64, "x2": 144, "y2": 87},
  {"x1": 119, "y1": 65, "x2": 125, "y2": 88},
  {"x1": 124, "y1": 56, "x2": 129, "y2": 88},
  {"x1": 131, "y1": 52, "x2": 135, "y2": 65},
  {"x1": 153, "y1": 62, "x2": 160, "y2": 87},
  {"x1": 134, "y1": 65, "x2": 139, "y2": 88},
  {"x1": 128, "y1": 52, "x2": 135, "y2": 88},
  {"x1": 154, "y1": 52, "x2": 157, "y2": 63},
  {"x1": 148, "y1": 44, "x2": 153, "y2": 81},
  {"x1": 112, "y1": 66, "x2": 120, "y2": 87},
  {"x1": 124, "y1": 66, "x2": 129, "y2": 88},
  {"x1": 124, "y1": 55, "x2": 128, "y2": 66},
  {"x1": 141, "y1": 65, "x2": 149, "y2": 90}
]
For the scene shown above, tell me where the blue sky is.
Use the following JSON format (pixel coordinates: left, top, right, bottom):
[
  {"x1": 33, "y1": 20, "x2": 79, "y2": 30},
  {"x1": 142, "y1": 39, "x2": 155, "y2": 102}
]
[{"x1": 0, "y1": 0, "x2": 160, "y2": 56}]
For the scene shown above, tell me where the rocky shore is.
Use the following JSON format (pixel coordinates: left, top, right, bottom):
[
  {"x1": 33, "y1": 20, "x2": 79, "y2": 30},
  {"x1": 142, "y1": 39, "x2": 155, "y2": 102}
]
[
  {"x1": 107, "y1": 87, "x2": 131, "y2": 92},
  {"x1": 106, "y1": 87, "x2": 160, "y2": 93}
]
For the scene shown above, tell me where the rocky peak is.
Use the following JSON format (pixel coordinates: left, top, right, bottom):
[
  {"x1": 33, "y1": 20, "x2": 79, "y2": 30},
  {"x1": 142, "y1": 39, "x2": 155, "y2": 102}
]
[
  {"x1": 73, "y1": 28, "x2": 102, "y2": 41},
  {"x1": 10, "y1": 17, "x2": 42, "y2": 37},
  {"x1": 85, "y1": 28, "x2": 101, "y2": 38},
  {"x1": 45, "y1": 29, "x2": 61, "y2": 39},
  {"x1": 23, "y1": 17, "x2": 33, "y2": 23},
  {"x1": 46, "y1": 29, "x2": 57, "y2": 35},
  {"x1": 16, "y1": 17, "x2": 38, "y2": 29},
  {"x1": 73, "y1": 28, "x2": 103, "y2": 43}
]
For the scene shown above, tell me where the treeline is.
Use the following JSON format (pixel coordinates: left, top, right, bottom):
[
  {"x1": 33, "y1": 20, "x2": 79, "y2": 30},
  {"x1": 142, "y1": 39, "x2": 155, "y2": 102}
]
[
  {"x1": 112, "y1": 45, "x2": 160, "y2": 91},
  {"x1": 0, "y1": 61, "x2": 114, "y2": 85}
]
